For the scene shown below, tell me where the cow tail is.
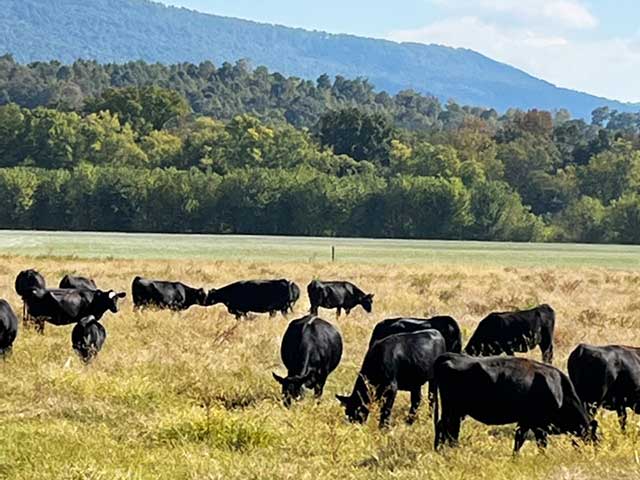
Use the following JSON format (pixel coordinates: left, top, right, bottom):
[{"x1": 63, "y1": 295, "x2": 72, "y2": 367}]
[{"x1": 433, "y1": 378, "x2": 440, "y2": 446}]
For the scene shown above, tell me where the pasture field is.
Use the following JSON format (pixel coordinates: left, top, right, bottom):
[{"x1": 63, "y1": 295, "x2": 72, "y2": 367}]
[{"x1": 1, "y1": 232, "x2": 640, "y2": 479}]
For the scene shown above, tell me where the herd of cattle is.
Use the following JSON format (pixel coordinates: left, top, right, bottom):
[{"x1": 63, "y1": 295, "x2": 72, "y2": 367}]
[{"x1": 1, "y1": 269, "x2": 640, "y2": 453}]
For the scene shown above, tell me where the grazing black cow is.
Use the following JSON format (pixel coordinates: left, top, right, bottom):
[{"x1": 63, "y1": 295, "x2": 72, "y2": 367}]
[
  {"x1": 308, "y1": 280, "x2": 374, "y2": 317},
  {"x1": 59, "y1": 275, "x2": 97, "y2": 290},
  {"x1": 72, "y1": 315, "x2": 106, "y2": 363},
  {"x1": 132, "y1": 276, "x2": 206, "y2": 311},
  {"x1": 465, "y1": 304, "x2": 555, "y2": 364},
  {"x1": 434, "y1": 354, "x2": 597, "y2": 452},
  {"x1": 369, "y1": 316, "x2": 462, "y2": 353},
  {"x1": 23, "y1": 288, "x2": 126, "y2": 333},
  {"x1": 337, "y1": 330, "x2": 446, "y2": 427},
  {"x1": 568, "y1": 344, "x2": 640, "y2": 431},
  {"x1": 273, "y1": 315, "x2": 343, "y2": 407},
  {"x1": 0, "y1": 300, "x2": 18, "y2": 358},
  {"x1": 206, "y1": 279, "x2": 300, "y2": 319},
  {"x1": 14, "y1": 269, "x2": 46, "y2": 328}
]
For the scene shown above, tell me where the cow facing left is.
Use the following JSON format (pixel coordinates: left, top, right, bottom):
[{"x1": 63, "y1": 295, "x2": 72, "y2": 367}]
[
  {"x1": 0, "y1": 299, "x2": 18, "y2": 358},
  {"x1": 132, "y1": 276, "x2": 207, "y2": 311},
  {"x1": 23, "y1": 288, "x2": 126, "y2": 333},
  {"x1": 273, "y1": 315, "x2": 343, "y2": 407}
]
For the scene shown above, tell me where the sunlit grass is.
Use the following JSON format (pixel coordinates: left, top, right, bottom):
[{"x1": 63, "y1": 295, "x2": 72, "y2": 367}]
[{"x1": 0, "y1": 253, "x2": 639, "y2": 478}]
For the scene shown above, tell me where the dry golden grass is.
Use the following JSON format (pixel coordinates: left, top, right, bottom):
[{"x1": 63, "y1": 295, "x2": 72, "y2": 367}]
[{"x1": 1, "y1": 255, "x2": 640, "y2": 479}]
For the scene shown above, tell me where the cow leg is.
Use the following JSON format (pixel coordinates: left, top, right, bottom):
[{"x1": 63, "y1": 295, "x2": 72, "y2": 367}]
[
  {"x1": 534, "y1": 429, "x2": 548, "y2": 450},
  {"x1": 617, "y1": 406, "x2": 628, "y2": 431},
  {"x1": 379, "y1": 386, "x2": 397, "y2": 429},
  {"x1": 428, "y1": 381, "x2": 437, "y2": 416},
  {"x1": 407, "y1": 387, "x2": 422, "y2": 425},
  {"x1": 336, "y1": 307, "x2": 342, "y2": 318},
  {"x1": 514, "y1": 426, "x2": 528, "y2": 453},
  {"x1": 309, "y1": 305, "x2": 318, "y2": 315},
  {"x1": 35, "y1": 317, "x2": 45, "y2": 335},
  {"x1": 345, "y1": 308, "x2": 351, "y2": 316},
  {"x1": 540, "y1": 341, "x2": 554, "y2": 364},
  {"x1": 313, "y1": 376, "x2": 327, "y2": 399},
  {"x1": 269, "y1": 310, "x2": 277, "y2": 318},
  {"x1": 441, "y1": 414, "x2": 461, "y2": 447}
]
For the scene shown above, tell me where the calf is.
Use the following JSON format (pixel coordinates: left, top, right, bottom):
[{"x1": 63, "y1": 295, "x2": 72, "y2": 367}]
[
  {"x1": 0, "y1": 299, "x2": 18, "y2": 358},
  {"x1": 60, "y1": 275, "x2": 97, "y2": 290},
  {"x1": 14, "y1": 269, "x2": 46, "y2": 329},
  {"x1": 465, "y1": 304, "x2": 555, "y2": 363},
  {"x1": 568, "y1": 344, "x2": 640, "y2": 431},
  {"x1": 206, "y1": 279, "x2": 299, "y2": 319},
  {"x1": 273, "y1": 315, "x2": 343, "y2": 407},
  {"x1": 72, "y1": 315, "x2": 106, "y2": 363},
  {"x1": 308, "y1": 280, "x2": 374, "y2": 317},
  {"x1": 24, "y1": 288, "x2": 126, "y2": 333},
  {"x1": 369, "y1": 316, "x2": 462, "y2": 353},
  {"x1": 337, "y1": 330, "x2": 446, "y2": 427},
  {"x1": 434, "y1": 354, "x2": 597, "y2": 452},
  {"x1": 132, "y1": 276, "x2": 206, "y2": 311}
]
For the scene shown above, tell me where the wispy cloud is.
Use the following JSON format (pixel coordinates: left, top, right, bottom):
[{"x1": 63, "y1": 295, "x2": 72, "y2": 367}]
[
  {"x1": 431, "y1": 0, "x2": 598, "y2": 29},
  {"x1": 388, "y1": 13, "x2": 640, "y2": 102}
]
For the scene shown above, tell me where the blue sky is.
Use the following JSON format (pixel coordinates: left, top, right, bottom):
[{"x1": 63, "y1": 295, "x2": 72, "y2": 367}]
[{"x1": 160, "y1": 1, "x2": 640, "y2": 102}]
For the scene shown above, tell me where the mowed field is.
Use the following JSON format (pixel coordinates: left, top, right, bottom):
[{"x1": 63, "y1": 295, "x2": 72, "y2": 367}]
[{"x1": 1, "y1": 232, "x2": 640, "y2": 479}]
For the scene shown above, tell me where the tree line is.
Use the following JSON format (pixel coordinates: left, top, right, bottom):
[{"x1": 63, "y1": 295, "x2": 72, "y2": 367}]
[{"x1": 1, "y1": 57, "x2": 640, "y2": 243}]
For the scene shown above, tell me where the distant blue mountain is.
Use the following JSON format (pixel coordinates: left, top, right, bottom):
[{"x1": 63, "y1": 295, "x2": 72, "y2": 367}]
[{"x1": 1, "y1": 0, "x2": 636, "y2": 118}]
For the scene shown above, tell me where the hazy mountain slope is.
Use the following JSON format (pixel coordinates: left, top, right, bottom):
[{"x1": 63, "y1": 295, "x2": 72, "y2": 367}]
[{"x1": 1, "y1": 0, "x2": 636, "y2": 117}]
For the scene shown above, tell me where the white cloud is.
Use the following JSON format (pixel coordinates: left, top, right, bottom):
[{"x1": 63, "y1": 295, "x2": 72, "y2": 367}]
[
  {"x1": 432, "y1": 0, "x2": 597, "y2": 29},
  {"x1": 389, "y1": 16, "x2": 640, "y2": 102}
]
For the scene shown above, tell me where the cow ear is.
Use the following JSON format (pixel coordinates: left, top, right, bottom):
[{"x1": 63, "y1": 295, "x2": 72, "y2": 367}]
[
  {"x1": 272, "y1": 373, "x2": 285, "y2": 384},
  {"x1": 335, "y1": 394, "x2": 350, "y2": 406}
]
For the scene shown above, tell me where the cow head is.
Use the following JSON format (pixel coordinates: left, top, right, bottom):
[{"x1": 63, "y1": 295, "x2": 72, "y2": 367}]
[
  {"x1": 272, "y1": 372, "x2": 307, "y2": 408},
  {"x1": 189, "y1": 288, "x2": 207, "y2": 306},
  {"x1": 360, "y1": 293, "x2": 375, "y2": 313},
  {"x1": 99, "y1": 290, "x2": 127, "y2": 313},
  {"x1": 336, "y1": 393, "x2": 369, "y2": 423},
  {"x1": 205, "y1": 289, "x2": 219, "y2": 306}
]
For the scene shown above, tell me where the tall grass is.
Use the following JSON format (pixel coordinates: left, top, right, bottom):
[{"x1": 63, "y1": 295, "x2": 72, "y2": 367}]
[{"x1": 0, "y1": 256, "x2": 639, "y2": 479}]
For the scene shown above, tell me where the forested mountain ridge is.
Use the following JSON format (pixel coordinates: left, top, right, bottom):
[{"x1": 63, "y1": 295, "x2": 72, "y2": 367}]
[{"x1": 1, "y1": 0, "x2": 637, "y2": 118}]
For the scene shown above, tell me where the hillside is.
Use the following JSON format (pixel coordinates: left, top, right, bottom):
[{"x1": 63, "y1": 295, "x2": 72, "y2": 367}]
[{"x1": 0, "y1": 0, "x2": 636, "y2": 118}]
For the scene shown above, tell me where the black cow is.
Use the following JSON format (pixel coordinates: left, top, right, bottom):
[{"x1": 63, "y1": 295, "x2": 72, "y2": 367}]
[
  {"x1": 568, "y1": 344, "x2": 640, "y2": 431},
  {"x1": 308, "y1": 280, "x2": 374, "y2": 317},
  {"x1": 206, "y1": 279, "x2": 300, "y2": 319},
  {"x1": 0, "y1": 300, "x2": 18, "y2": 358},
  {"x1": 60, "y1": 275, "x2": 97, "y2": 290},
  {"x1": 273, "y1": 315, "x2": 343, "y2": 407},
  {"x1": 434, "y1": 354, "x2": 597, "y2": 452},
  {"x1": 14, "y1": 269, "x2": 46, "y2": 328},
  {"x1": 465, "y1": 304, "x2": 555, "y2": 364},
  {"x1": 24, "y1": 288, "x2": 126, "y2": 333},
  {"x1": 72, "y1": 315, "x2": 106, "y2": 363},
  {"x1": 337, "y1": 330, "x2": 446, "y2": 427},
  {"x1": 369, "y1": 316, "x2": 462, "y2": 353},
  {"x1": 132, "y1": 276, "x2": 206, "y2": 311}
]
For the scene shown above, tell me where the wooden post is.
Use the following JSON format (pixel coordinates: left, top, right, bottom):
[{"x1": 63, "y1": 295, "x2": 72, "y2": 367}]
[{"x1": 331, "y1": 246, "x2": 335, "y2": 262}]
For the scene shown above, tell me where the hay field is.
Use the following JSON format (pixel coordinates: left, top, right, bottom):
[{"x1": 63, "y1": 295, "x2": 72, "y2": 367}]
[{"x1": 1, "y1": 238, "x2": 640, "y2": 479}]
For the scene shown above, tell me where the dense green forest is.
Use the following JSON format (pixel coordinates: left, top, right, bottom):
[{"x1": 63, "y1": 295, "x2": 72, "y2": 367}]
[
  {"x1": 1, "y1": 58, "x2": 640, "y2": 243},
  {"x1": 2, "y1": 0, "x2": 639, "y2": 118}
]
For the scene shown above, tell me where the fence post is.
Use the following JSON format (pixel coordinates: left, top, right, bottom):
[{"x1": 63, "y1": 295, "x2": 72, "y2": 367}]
[{"x1": 331, "y1": 245, "x2": 335, "y2": 262}]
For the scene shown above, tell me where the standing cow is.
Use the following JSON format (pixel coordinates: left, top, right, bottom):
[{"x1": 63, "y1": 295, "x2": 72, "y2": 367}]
[
  {"x1": 60, "y1": 275, "x2": 97, "y2": 290},
  {"x1": 337, "y1": 330, "x2": 446, "y2": 427},
  {"x1": 23, "y1": 288, "x2": 126, "y2": 333},
  {"x1": 465, "y1": 304, "x2": 555, "y2": 363},
  {"x1": 0, "y1": 300, "x2": 18, "y2": 358},
  {"x1": 307, "y1": 280, "x2": 374, "y2": 317},
  {"x1": 206, "y1": 279, "x2": 299, "y2": 319},
  {"x1": 273, "y1": 315, "x2": 343, "y2": 407},
  {"x1": 568, "y1": 344, "x2": 640, "y2": 431},
  {"x1": 72, "y1": 315, "x2": 106, "y2": 363},
  {"x1": 434, "y1": 354, "x2": 597, "y2": 452},
  {"x1": 132, "y1": 276, "x2": 206, "y2": 311},
  {"x1": 14, "y1": 269, "x2": 46, "y2": 329},
  {"x1": 369, "y1": 316, "x2": 462, "y2": 353}
]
